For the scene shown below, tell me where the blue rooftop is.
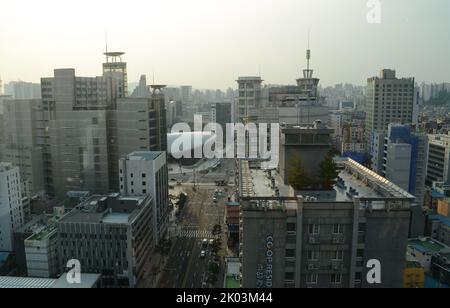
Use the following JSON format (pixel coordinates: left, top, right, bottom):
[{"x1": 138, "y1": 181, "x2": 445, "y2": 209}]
[
  {"x1": 430, "y1": 215, "x2": 450, "y2": 227},
  {"x1": 432, "y1": 190, "x2": 445, "y2": 199},
  {"x1": 0, "y1": 252, "x2": 11, "y2": 263}
]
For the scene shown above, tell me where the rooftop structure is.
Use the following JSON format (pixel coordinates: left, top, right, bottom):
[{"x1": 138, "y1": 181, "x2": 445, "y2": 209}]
[
  {"x1": 240, "y1": 158, "x2": 415, "y2": 206},
  {"x1": 60, "y1": 194, "x2": 148, "y2": 225}
]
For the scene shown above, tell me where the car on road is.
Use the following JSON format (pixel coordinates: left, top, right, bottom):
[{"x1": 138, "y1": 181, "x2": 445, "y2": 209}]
[
  {"x1": 213, "y1": 197, "x2": 218, "y2": 203},
  {"x1": 209, "y1": 239, "x2": 215, "y2": 246},
  {"x1": 200, "y1": 250, "x2": 206, "y2": 258},
  {"x1": 202, "y1": 239, "x2": 208, "y2": 247}
]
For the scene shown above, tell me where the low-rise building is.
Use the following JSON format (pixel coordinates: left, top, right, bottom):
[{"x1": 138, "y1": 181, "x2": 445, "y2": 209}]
[{"x1": 57, "y1": 194, "x2": 154, "y2": 288}]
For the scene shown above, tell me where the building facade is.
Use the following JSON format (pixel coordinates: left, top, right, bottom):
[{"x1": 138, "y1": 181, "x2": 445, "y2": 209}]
[
  {"x1": 239, "y1": 159, "x2": 415, "y2": 288},
  {"x1": 365, "y1": 69, "x2": 415, "y2": 140},
  {"x1": 236, "y1": 77, "x2": 263, "y2": 123},
  {"x1": 57, "y1": 194, "x2": 154, "y2": 288},
  {"x1": 371, "y1": 124, "x2": 428, "y2": 205},
  {"x1": 0, "y1": 163, "x2": 24, "y2": 252},
  {"x1": 119, "y1": 151, "x2": 169, "y2": 243}
]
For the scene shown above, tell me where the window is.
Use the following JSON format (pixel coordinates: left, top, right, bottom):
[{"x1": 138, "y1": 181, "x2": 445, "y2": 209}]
[
  {"x1": 332, "y1": 250, "x2": 344, "y2": 261},
  {"x1": 307, "y1": 251, "x2": 319, "y2": 261},
  {"x1": 287, "y1": 223, "x2": 296, "y2": 232},
  {"x1": 143, "y1": 190, "x2": 147, "y2": 194},
  {"x1": 285, "y1": 272, "x2": 294, "y2": 281},
  {"x1": 306, "y1": 274, "x2": 318, "y2": 284},
  {"x1": 286, "y1": 249, "x2": 296, "y2": 258},
  {"x1": 309, "y1": 224, "x2": 320, "y2": 235},
  {"x1": 142, "y1": 173, "x2": 146, "y2": 178},
  {"x1": 333, "y1": 224, "x2": 344, "y2": 235},
  {"x1": 142, "y1": 182, "x2": 146, "y2": 186},
  {"x1": 358, "y1": 223, "x2": 366, "y2": 232},
  {"x1": 331, "y1": 274, "x2": 342, "y2": 284}
]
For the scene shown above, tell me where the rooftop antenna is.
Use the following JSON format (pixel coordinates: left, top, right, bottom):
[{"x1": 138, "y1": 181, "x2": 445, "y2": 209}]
[
  {"x1": 306, "y1": 29, "x2": 311, "y2": 71},
  {"x1": 105, "y1": 30, "x2": 109, "y2": 53}
]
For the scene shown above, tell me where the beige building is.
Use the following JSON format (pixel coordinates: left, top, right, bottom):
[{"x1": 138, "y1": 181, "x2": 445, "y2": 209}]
[{"x1": 365, "y1": 69, "x2": 415, "y2": 138}]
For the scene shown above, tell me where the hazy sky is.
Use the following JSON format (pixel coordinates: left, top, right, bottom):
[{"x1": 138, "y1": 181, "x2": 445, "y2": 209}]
[{"x1": 1, "y1": 0, "x2": 449, "y2": 89}]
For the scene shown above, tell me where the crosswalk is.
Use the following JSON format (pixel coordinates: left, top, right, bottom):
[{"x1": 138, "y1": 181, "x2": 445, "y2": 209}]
[{"x1": 177, "y1": 229, "x2": 214, "y2": 239}]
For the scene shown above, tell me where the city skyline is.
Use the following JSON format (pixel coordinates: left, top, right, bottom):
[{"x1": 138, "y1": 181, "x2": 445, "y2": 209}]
[{"x1": 1, "y1": 0, "x2": 449, "y2": 90}]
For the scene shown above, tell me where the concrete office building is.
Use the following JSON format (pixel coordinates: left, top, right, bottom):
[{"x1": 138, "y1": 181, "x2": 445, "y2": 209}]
[
  {"x1": 119, "y1": 151, "x2": 169, "y2": 243},
  {"x1": 365, "y1": 70, "x2": 415, "y2": 139},
  {"x1": 278, "y1": 122, "x2": 334, "y2": 186},
  {"x1": 239, "y1": 158, "x2": 415, "y2": 288},
  {"x1": 236, "y1": 77, "x2": 263, "y2": 123},
  {"x1": 0, "y1": 163, "x2": 24, "y2": 252},
  {"x1": 180, "y1": 86, "x2": 193, "y2": 104},
  {"x1": 108, "y1": 96, "x2": 168, "y2": 191},
  {"x1": 211, "y1": 102, "x2": 234, "y2": 144},
  {"x1": 4, "y1": 81, "x2": 41, "y2": 100},
  {"x1": 13, "y1": 214, "x2": 55, "y2": 276},
  {"x1": 103, "y1": 52, "x2": 128, "y2": 96},
  {"x1": 57, "y1": 194, "x2": 154, "y2": 288},
  {"x1": 2, "y1": 99, "x2": 45, "y2": 197},
  {"x1": 130, "y1": 75, "x2": 151, "y2": 98},
  {"x1": 427, "y1": 134, "x2": 450, "y2": 186},
  {"x1": 24, "y1": 223, "x2": 59, "y2": 278},
  {"x1": 36, "y1": 65, "x2": 166, "y2": 198},
  {"x1": 40, "y1": 68, "x2": 125, "y2": 197},
  {"x1": 371, "y1": 124, "x2": 428, "y2": 205}
]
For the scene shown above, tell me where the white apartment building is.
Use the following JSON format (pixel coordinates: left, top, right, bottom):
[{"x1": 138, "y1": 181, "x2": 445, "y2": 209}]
[{"x1": 0, "y1": 163, "x2": 24, "y2": 251}]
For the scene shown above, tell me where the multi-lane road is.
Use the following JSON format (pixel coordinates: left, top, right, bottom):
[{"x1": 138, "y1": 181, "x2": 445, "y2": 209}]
[{"x1": 158, "y1": 177, "x2": 229, "y2": 288}]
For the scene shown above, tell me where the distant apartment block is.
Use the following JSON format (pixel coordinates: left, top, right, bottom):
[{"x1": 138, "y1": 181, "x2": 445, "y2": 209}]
[{"x1": 365, "y1": 70, "x2": 415, "y2": 139}]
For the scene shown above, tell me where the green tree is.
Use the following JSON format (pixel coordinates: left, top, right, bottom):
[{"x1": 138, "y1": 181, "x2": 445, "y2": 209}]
[
  {"x1": 319, "y1": 152, "x2": 339, "y2": 190},
  {"x1": 209, "y1": 262, "x2": 220, "y2": 275},
  {"x1": 212, "y1": 224, "x2": 222, "y2": 238},
  {"x1": 287, "y1": 157, "x2": 312, "y2": 190}
]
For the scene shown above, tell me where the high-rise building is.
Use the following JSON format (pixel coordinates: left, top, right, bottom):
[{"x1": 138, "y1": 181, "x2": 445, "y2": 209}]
[
  {"x1": 211, "y1": 102, "x2": 233, "y2": 139},
  {"x1": 180, "y1": 86, "x2": 193, "y2": 103},
  {"x1": 57, "y1": 194, "x2": 154, "y2": 287},
  {"x1": 150, "y1": 85, "x2": 168, "y2": 152},
  {"x1": 236, "y1": 77, "x2": 263, "y2": 123},
  {"x1": 4, "y1": 81, "x2": 41, "y2": 100},
  {"x1": 0, "y1": 163, "x2": 24, "y2": 252},
  {"x1": 130, "y1": 75, "x2": 151, "y2": 98},
  {"x1": 239, "y1": 158, "x2": 415, "y2": 288},
  {"x1": 2, "y1": 99, "x2": 45, "y2": 197},
  {"x1": 119, "y1": 151, "x2": 169, "y2": 243},
  {"x1": 365, "y1": 69, "x2": 415, "y2": 139},
  {"x1": 36, "y1": 68, "x2": 166, "y2": 198},
  {"x1": 370, "y1": 124, "x2": 428, "y2": 205},
  {"x1": 278, "y1": 122, "x2": 334, "y2": 186},
  {"x1": 103, "y1": 52, "x2": 128, "y2": 96}
]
